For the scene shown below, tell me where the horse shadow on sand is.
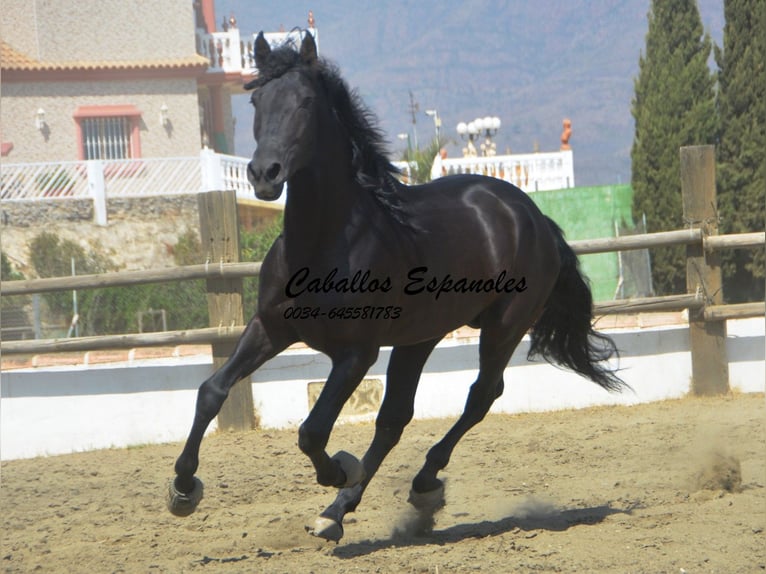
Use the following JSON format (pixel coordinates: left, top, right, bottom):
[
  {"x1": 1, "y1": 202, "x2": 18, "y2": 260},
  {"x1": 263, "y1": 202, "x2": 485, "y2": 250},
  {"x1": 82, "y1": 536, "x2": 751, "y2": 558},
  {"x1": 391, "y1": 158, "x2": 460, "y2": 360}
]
[{"x1": 332, "y1": 501, "x2": 635, "y2": 559}]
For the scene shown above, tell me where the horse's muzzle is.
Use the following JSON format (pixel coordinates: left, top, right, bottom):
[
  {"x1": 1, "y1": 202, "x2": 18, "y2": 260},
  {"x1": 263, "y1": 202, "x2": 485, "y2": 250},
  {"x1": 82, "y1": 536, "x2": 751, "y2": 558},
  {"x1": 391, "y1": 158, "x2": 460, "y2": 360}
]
[
  {"x1": 248, "y1": 160, "x2": 285, "y2": 201},
  {"x1": 253, "y1": 181, "x2": 284, "y2": 201}
]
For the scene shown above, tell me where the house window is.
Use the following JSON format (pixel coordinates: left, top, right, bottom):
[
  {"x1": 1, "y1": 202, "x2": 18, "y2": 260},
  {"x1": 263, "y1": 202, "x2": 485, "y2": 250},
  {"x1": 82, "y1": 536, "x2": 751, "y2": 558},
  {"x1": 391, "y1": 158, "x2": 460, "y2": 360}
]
[
  {"x1": 73, "y1": 105, "x2": 142, "y2": 160},
  {"x1": 81, "y1": 116, "x2": 132, "y2": 159}
]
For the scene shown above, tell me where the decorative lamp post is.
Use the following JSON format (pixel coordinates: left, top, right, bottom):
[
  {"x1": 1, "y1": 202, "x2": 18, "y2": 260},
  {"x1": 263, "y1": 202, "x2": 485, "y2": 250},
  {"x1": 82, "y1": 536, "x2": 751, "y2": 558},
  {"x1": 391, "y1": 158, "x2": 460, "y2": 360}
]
[
  {"x1": 457, "y1": 116, "x2": 501, "y2": 157},
  {"x1": 478, "y1": 116, "x2": 501, "y2": 157},
  {"x1": 425, "y1": 109, "x2": 441, "y2": 143},
  {"x1": 456, "y1": 121, "x2": 478, "y2": 157}
]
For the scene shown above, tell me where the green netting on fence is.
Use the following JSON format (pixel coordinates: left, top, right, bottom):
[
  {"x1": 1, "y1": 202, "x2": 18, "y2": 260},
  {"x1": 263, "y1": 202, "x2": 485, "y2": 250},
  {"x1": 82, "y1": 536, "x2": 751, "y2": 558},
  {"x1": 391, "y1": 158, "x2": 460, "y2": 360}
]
[{"x1": 530, "y1": 184, "x2": 634, "y2": 302}]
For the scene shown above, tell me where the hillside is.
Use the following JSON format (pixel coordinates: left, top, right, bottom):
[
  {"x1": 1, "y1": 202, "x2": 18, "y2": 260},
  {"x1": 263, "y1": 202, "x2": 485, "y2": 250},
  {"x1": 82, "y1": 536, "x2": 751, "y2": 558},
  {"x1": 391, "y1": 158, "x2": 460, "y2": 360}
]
[{"x1": 227, "y1": 0, "x2": 724, "y2": 187}]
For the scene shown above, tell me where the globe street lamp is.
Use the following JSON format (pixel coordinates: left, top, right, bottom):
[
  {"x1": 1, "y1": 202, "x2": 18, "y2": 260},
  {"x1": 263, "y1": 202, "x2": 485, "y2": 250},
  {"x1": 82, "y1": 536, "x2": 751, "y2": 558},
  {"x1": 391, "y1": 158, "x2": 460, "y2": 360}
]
[
  {"x1": 456, "y1": 120, "x2": 478, "y2": 157},
  {"x1": 477, "y1": 116, "x2": 501, "y2": 156},
  {"x1": 457, "y1": 116, "x2": 501, "y2": 157}
]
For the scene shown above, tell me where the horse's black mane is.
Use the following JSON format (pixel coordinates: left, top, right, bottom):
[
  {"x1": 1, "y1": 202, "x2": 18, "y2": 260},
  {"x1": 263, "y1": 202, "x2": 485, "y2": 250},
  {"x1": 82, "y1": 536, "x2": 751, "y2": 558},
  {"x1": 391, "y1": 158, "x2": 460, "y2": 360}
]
[
  {"x1": 316, "y1": 61, "x2": 402, "y2": 191},
  {"x1": 245, "y1": 39, "x2": 412, "y2": 224}
]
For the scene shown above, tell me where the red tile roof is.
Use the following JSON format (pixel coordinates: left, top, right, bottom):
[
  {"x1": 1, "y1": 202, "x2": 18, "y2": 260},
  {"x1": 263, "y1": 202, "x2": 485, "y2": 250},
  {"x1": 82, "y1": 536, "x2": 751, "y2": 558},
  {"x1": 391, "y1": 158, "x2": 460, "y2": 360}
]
[
  {"x1": 0, "y1": 42, "x2": 38, "y2": 69},
  {"x1": 1, "y1": 41, "x2": 209, "y2": 72}
]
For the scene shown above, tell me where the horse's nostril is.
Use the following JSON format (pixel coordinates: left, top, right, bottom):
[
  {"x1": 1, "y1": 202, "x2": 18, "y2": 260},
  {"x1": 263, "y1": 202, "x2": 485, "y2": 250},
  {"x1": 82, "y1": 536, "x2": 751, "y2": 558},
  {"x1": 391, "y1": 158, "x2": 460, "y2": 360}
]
[{"x1": 265, "y1": 163, "x2": 281, "y2": 182}]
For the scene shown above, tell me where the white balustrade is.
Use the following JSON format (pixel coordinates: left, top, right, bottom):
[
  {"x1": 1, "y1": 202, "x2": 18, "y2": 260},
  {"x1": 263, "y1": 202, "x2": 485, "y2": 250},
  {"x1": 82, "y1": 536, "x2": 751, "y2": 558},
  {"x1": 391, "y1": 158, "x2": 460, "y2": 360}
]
[
  {"x1": 0, "y1": 160, "x2": 90, "y2": 201},
  {"x1": 439, "y1": 150, "x2": 574, "y2": 192},
  {"x1": 393, "y1": 150, "x2": 574, "y2": 192},
  {"x1": 0, "y1": 151, "x2": 283, "y2": 223},
  {"x1": 0, "y1": 147, "x2": 574, "y2": 226},
  {"x1": 195, "y1": 27, "x2": 319, "y2": 76}
]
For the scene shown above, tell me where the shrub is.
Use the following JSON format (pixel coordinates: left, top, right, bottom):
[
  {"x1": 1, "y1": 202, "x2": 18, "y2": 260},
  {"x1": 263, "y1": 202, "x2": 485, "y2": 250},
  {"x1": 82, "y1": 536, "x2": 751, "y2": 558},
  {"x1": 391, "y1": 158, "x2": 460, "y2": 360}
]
[
  {"x1": 241, "y1": 214, "x2": 283, "y2": 316},
  {"x1": 0, "y1": 252, "x2": 29, "y2": 311},
  {"x1": 26, "y1": 218, "x2": 284, "y2": 337}
]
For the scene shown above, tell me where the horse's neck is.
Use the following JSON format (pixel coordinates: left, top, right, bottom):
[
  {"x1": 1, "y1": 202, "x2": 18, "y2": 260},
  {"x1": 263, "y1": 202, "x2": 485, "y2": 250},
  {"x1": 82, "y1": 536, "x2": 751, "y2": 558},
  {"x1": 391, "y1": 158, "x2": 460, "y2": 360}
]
[{"x1": 283, "y1": 163, "x2": 356, "y2": 269}]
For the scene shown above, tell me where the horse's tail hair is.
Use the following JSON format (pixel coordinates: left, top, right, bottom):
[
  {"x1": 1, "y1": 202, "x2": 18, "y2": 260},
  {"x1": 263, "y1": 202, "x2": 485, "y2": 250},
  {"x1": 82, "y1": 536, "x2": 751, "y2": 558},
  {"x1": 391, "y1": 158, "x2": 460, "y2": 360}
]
[{"x1": 528, "y1": 217, "x2": 627, "y2": 392}]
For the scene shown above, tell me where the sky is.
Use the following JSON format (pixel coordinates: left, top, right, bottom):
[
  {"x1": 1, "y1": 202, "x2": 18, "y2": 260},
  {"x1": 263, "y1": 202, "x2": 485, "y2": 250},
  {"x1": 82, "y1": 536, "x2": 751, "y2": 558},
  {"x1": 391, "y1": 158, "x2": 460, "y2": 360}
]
[{"x1": 220, "y1": 0, "x2": 725, "y2": 187}]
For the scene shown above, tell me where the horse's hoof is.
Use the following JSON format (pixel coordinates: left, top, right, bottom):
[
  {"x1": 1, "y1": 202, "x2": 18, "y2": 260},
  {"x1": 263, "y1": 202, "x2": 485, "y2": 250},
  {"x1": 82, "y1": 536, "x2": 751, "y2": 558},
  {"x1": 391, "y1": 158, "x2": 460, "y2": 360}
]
[
  {"x1": 166, "y1": 476, "x2": 204, "y2": 517},
  {"x1": 408, "y1": 483, "x2": 445, "y2": 512},
  {"x1": 306, "y1": 516, "x2": 344, "y2": 542},
  {"x1": 332, "y1": 450, "x2": 366, "y2": 488}
]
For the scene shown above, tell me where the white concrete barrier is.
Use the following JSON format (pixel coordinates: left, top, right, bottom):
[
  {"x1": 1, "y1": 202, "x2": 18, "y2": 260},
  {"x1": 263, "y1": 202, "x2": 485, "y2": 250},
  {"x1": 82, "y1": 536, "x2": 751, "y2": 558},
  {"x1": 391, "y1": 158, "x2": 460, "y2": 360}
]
[{"x1": 1, "y1": 318, "x2": 763, "y2": 460}]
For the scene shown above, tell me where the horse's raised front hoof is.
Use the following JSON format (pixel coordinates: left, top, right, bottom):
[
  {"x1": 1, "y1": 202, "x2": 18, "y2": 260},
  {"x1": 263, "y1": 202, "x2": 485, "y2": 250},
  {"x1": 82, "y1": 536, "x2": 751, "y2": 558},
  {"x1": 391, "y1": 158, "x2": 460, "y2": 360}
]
[
  {"x1": 408, "y1": 483, "x2": 445, "y2": 512},
  {"x1": 305, "y1": 516, "x2": 344, "y2": 543},
  {"x1": 332, "y1": 450, "x2": 366, "y2": 488},
  {"x1": 166, "y1": 476, "x2": 204, "y2": 517}
]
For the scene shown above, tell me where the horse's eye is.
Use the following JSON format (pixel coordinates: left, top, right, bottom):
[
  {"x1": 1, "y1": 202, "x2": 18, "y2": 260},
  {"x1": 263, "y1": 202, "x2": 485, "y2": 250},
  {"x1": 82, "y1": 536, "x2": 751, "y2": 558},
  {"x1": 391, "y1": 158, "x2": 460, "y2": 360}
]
[{"x1": 300, "y1": 97, "x2": 314, "y2": 109}]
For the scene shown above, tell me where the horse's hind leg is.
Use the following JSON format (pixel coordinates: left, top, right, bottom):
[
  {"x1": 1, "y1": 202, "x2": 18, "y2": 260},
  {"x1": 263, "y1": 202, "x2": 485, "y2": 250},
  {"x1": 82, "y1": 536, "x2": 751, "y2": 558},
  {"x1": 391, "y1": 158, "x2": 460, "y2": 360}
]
[
  {"x1": 168, "y1": 315, "x2": 294, "y2": 516},
  {"x1": 309, "y1": 339, "x2": 439, "y2": 541},
  {"x1": 410, "y1": 302, "x2": 538, "y2": 510}
]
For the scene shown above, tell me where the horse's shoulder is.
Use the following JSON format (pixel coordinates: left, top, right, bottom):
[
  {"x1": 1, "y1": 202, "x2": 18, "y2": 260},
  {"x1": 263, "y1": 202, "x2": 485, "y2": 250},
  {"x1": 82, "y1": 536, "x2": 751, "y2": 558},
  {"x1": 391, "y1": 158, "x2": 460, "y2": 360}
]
[{"x1": 257, "y1": 236, "x2": 291, "y2": 299}]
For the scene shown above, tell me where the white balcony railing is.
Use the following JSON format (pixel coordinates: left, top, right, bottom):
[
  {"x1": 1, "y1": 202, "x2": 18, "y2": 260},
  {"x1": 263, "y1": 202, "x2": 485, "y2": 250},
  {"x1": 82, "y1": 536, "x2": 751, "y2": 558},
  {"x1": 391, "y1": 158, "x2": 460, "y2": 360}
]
[
  {"x1": 1, "y1": 147, "x2": 575, "y2": 228},
  {"x1": 195, "y1": 27, "x2": 319, "y2": 76},
  {"x1": 1, "y1": 156, "x2": 203, "y2": 202},
  {"x1": 393, "y1": 150, "x2": 574, "y2": 192},
  {"x1": 0, "y1": 151, "x2": 273, "y2": 225},
  {"x1": 443, "y1": 150, "x2": 574, "y2": 192}
]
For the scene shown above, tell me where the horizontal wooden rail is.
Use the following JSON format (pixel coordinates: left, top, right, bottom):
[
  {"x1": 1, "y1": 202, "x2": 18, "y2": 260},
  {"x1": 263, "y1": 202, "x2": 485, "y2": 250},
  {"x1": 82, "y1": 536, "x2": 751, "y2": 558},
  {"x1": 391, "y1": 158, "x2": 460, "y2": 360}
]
[
  {"x1": 704, "y1": 231, "x2": 765, "y2": 251},
  {"x1": 1, "y1": 224, "x2": 762, "y2": 356},
  {"x1": 2, "y1": 230, "x2": 760, "y2": 297},
  {"x1": 7, "y1": 293, "x2": 762, "y2": 357},
  {"x1": 2, "y1": 297, "x2": 761, "y2": 357},
  {"x1": 568, "y1": 229, "x2": 764, "y2": 255},
  {"x1": 704, "y1": 301, "x2": 765, "y2": 321},
  {"x1": 569, "y1": 229, "x2": 702, "y2": 254},
  {"x1": 0, "y1": 262, "x2": 262, "y2": 296},
  {"x1": 594, "y1": 293, "x2": 703, "y2": 314},
  {"x1": 1, "y1": 326, "x2": 245, "y2": 355}
]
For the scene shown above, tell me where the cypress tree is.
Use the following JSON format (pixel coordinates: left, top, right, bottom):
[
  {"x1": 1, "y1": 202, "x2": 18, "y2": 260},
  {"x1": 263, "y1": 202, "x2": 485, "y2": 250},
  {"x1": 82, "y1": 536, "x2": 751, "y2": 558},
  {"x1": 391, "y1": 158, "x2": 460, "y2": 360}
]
[
  {"x1": 715, "y1": 0, "x2": 766, "y2": 302},
  {"x1": 631, "y1": 0, "x2": 717, "y2": 295}
]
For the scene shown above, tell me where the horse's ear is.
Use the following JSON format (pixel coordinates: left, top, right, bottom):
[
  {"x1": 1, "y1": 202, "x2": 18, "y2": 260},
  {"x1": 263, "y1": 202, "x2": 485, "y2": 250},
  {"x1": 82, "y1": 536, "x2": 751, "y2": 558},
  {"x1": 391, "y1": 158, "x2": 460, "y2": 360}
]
[
  {"x1": 254, "y1": 32, "x2": 271, "y2": 68},
  {"x1": 300, "y1": 31, "x2": 318, "y2": 65}
]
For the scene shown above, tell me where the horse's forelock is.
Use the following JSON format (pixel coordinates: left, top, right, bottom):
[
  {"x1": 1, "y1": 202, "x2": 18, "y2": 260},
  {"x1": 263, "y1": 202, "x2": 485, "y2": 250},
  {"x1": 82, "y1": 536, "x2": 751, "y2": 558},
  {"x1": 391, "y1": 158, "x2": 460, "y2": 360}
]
[{"x1": 245, "y1": 46, "x2": 306, "y2": 90}]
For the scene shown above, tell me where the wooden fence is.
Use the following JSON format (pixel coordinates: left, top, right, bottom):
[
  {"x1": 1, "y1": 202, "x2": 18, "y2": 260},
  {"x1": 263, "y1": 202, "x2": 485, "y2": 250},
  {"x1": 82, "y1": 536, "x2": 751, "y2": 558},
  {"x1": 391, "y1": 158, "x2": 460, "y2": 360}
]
[{"x1": 2, "y1": 146, "x2": 764, "y2": 419}]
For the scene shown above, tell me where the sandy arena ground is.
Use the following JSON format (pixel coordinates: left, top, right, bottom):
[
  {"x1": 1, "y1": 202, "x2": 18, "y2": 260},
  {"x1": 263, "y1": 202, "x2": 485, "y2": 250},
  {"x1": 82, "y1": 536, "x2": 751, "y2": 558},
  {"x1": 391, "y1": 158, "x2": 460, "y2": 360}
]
[{"x1": 2, "y1": 393, "x2": 764, "y2": 573}]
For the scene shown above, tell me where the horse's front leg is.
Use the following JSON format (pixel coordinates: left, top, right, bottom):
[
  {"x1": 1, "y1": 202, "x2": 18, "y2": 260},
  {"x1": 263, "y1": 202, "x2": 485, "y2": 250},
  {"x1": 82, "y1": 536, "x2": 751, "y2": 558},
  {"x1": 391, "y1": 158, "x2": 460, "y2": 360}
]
[
  {"x1": 309, "y1": 339, "x2": 440, "y2": 542},
  {"x1": 167, "y1": 314, "x2": 295, "y2": 516},
  {"x1": 297, "y1": 348, "x2": 379, "y2": 488}
]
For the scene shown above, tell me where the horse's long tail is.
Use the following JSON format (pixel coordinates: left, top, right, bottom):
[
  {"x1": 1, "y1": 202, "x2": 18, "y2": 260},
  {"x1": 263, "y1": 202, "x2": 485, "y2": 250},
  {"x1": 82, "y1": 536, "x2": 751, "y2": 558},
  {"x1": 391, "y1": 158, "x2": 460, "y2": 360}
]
[{"x1": 528, "y1": 217, "x2": 626, "y2": 392}]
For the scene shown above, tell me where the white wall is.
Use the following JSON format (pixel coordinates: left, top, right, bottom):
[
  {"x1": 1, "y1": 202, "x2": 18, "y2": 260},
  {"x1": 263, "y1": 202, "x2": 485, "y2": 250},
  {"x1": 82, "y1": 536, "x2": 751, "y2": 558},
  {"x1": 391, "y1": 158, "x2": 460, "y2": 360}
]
[
  {"x1": 0, "y1": 356, "x2": 215, "y2": 460},
  {"x1": 1, "y1": 318, "x2": 763, "y2": 460}
]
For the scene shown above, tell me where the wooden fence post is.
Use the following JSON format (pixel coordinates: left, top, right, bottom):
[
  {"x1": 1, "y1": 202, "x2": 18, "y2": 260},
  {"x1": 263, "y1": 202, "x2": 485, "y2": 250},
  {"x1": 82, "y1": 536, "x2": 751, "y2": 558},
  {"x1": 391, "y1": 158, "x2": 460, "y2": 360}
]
[
  {"x1": 198, "y1": 190, "x2": 256, "y2": 430},
  {"x1": 680, "y1": 145, "x2": 729, "y2": 395}
]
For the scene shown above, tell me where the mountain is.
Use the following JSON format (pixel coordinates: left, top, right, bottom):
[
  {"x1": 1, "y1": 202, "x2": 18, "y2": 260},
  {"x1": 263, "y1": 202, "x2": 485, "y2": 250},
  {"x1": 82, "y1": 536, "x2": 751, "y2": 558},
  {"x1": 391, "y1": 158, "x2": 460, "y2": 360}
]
[{"x1": 225, "y1": 0, "x2": 724, "y2": 187}]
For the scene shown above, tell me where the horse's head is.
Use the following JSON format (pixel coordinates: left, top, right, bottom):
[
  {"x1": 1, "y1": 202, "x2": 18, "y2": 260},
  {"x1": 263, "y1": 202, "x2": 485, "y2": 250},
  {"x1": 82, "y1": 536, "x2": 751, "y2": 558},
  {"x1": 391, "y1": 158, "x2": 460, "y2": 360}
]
[{"x1": 245, "y1": 32, "x2": 320, "y2": 201}]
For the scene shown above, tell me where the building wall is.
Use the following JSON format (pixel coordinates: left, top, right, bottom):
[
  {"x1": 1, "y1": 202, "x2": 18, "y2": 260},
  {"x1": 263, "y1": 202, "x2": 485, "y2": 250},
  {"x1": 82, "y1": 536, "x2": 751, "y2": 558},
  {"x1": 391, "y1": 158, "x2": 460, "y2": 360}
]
[
  {"x1": 1, "y1": 79, "x2": 202, "y2": 162},
  {"x1": 0, "y1": 0, "x2": 41, "y2": 58},
  {"x1": 221, "y1": 86, "x2": 237, "y2": 154},
  {"x1": 1, "y1": 0, "x2": 197, "y2": 62}
]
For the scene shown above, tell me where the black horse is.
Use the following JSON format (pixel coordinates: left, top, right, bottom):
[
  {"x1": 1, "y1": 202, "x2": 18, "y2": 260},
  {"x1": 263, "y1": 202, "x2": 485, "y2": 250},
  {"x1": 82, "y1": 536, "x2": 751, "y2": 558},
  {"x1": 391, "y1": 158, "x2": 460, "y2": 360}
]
[{"x1": 168, "y1": 31, "x2": 624, "y2": 542}]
